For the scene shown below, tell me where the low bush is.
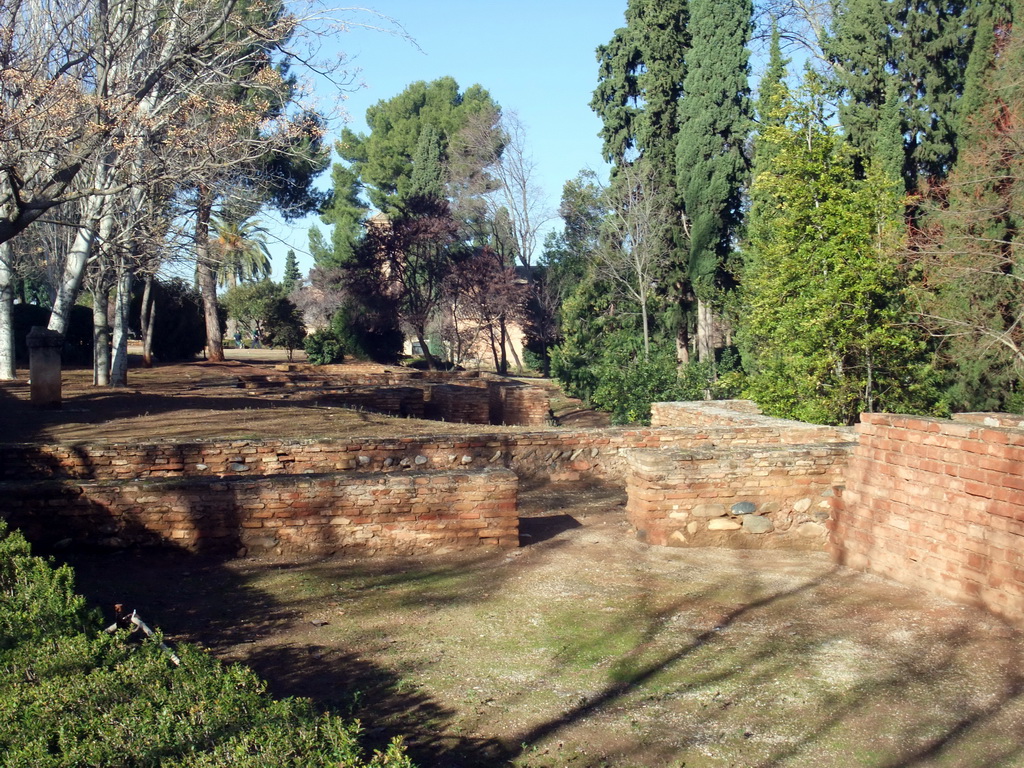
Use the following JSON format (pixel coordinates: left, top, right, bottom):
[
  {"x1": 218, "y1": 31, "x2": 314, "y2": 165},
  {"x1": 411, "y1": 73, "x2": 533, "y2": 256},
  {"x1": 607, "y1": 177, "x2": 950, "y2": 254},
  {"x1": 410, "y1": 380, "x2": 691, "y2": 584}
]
[
  {"x1": 304, "y1": 328, "x2": 345, "y2": 365},
  {"x1": 0, "y1": 522, "x2": 412, "y2": 768}
]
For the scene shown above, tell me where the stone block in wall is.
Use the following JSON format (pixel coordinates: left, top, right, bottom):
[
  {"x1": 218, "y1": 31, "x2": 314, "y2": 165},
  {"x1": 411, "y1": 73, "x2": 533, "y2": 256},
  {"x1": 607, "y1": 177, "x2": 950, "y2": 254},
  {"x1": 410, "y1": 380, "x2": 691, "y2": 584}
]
[{"x1": 625, "y1": 444, "x2": 850, "y2": 551}]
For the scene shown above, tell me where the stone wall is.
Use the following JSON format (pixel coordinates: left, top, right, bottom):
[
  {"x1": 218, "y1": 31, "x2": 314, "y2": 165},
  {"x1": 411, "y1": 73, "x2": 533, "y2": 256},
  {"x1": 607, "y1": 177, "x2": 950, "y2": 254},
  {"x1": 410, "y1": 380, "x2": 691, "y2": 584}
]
[
  {"x1": 3, "y1": 468, "x2": 518, "y2": 556},
  {"x1": 831, "y1": 413, "x2": 1024, "y2": 625},
  {"x1": 626, "y1": 444, "x2": 849, "y2": 550}
]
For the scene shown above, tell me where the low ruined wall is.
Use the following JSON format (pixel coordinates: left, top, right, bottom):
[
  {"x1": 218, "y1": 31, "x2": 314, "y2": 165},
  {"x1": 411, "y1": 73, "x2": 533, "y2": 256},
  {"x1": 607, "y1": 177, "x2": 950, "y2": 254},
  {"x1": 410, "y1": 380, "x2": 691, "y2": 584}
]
[
  {"x1": 0, "y1": 421, "x2": 855, "y2": 487},
  {"x1": 320, "y1": 387, "x2": 426, "y2": 418},
  {"x1": 489, "y1": 382, "x2": 551, "y2": 427},
  {"x1": 426, "y1": 384, "x2": 491, "y2": 423},
  {"x1": 626, "y1": 444, "x2": 849, "y2": 550},
  {"x1": 831, "y1": 413, "x2": 1024, "y2": 625},
  {"x1": 2, "y1": 468, "x2": 518, "y2": 556},
  {"x1": 651, "y1": 399, "x2": 767, "y2": 427}
]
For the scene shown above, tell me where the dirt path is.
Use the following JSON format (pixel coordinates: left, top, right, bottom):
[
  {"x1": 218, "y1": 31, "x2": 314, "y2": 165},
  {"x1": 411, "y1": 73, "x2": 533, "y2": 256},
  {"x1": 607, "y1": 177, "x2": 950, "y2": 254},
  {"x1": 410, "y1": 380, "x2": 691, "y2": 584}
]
[{"x1": 66, "y1": 485, "x2": 1024, "y2": 768}]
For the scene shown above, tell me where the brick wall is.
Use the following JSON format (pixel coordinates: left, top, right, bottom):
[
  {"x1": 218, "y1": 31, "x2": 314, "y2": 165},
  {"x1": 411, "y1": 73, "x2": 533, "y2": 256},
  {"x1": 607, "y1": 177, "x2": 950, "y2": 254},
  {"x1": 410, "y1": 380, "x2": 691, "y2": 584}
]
[
  {"x1": 831, "y1": 413, "x2": 1024, "y2": 624},
  {"x1": 626, "y1": 444, "x2": 849, "y2": 550},
  {"x1": 2, "y1": 468, "x2": 518, "y2": 556}
]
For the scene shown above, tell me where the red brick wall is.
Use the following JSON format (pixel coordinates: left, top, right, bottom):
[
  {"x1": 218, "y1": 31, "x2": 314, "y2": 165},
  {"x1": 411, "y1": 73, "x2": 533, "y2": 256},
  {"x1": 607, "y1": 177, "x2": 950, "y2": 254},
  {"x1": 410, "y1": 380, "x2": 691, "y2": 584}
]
[
  {"x1": 626, "y1": 445, "x2": 849, "y2": 550},
  {"x1": 3, "y1": 469, "x2": 518, "y2": 556},
  {"x1": 831, "y1": 413, "x2": 1024, "y2": 624}
]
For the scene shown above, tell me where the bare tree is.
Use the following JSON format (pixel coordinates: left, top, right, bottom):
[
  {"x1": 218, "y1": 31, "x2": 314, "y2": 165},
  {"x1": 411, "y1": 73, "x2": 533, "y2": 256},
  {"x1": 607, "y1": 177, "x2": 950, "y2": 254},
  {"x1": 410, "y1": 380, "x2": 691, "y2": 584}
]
[
  {"x1": 450, "y1": 108, "x2": 553, "y2": 275},
  {"x1": 0, "y1": 0, "x2": 394, "y2": 371},
  {"x1": 593, "y1": 160, "x2": 670, "y2": 361}
]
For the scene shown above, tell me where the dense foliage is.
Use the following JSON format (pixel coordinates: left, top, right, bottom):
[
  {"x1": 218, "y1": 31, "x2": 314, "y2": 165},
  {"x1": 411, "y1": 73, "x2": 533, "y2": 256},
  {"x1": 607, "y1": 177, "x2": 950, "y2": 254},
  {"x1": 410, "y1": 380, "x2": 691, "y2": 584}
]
[{"x1": 0, "y1": 522, "x2": 412, "y2": 768}]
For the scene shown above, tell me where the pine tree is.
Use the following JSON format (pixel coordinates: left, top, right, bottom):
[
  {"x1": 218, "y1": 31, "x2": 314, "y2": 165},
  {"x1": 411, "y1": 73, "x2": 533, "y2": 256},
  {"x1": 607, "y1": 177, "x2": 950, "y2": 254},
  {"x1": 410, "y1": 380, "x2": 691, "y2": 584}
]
[
  {"x1": 337, "y1": 77, "x2": 498, "y2": 213},
  {"x1": 308, "y1": 162, "x2": 368, "y2": 269},
  {"x1": 675, "y1": 0, "x2": 753, "y2": 362}
]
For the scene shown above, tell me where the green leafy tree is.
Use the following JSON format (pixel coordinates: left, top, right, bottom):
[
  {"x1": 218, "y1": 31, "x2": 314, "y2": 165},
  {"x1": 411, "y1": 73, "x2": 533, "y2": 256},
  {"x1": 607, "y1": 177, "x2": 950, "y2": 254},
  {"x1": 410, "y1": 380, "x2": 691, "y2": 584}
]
[
  {"x1": 739, "y1": 81, "x2": 935, "y2": 424},
  {"x1": 675, "y1": 0, "x2": 753, "y2": 362},
  {"x1": 222, "y1": 280, "x2": 298, "y2": 348}
]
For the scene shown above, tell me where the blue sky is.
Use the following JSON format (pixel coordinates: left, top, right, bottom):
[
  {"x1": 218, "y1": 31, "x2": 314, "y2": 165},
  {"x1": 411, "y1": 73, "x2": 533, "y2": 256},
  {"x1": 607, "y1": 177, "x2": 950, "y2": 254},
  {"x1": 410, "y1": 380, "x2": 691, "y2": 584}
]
[{"x1": 268, "y1": 0, "x2": 629, "y2": 277}]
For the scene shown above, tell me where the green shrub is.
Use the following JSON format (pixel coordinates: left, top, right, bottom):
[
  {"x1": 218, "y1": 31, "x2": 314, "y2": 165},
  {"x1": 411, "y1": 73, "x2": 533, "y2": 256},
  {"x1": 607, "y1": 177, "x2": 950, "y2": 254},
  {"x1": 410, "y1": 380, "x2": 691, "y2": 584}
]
[
  {"x1": 0, "y1": 522, "x2": 413, "y2": 768},
  {"x1": 304, "y1": 329, "x2": 345, "y2": 365},
  {"x1": 331, "y1": 303, "x2": 402, "y2": 364}
]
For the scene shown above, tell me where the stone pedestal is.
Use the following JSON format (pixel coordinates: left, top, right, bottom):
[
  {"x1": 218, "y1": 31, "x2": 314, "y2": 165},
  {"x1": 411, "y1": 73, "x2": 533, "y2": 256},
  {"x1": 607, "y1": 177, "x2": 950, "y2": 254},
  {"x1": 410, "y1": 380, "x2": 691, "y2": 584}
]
[{"x1": 27, "y1": 326, "x2": 63, "y2": 409}]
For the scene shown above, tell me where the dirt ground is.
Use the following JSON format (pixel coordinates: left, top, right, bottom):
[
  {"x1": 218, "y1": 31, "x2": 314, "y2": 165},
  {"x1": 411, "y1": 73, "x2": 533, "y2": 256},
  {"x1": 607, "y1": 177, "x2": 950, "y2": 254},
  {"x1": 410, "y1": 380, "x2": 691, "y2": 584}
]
[
  {"x1": 66, "y1": 486, "x2": 1024, "y2": 768},
  {"x1": 0, "y1": 350, "x2": 606, "y2": 444},
  {"x1": 6, "y1": 354, "x2": 1024, "y2": 766}
]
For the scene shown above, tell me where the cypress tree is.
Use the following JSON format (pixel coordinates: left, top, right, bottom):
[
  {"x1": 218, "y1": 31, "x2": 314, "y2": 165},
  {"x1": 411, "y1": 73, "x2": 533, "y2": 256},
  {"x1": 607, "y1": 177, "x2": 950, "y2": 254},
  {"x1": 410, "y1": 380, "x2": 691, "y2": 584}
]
[
  {"x1": 675, "y1": 0, "x2": 753, "y2": 362},
  {"x1": 408, "y1": 124, "x2": 446, "y2": 201},
  {"x1": 590, "y1": 0, "x2": 692, "y2": 360},
  {"x1": 828, "y1": 0, "x2": 976, "y2": 188},
  {"x1": 282, "y1": 250, "x2": 301, "y2": 292}
]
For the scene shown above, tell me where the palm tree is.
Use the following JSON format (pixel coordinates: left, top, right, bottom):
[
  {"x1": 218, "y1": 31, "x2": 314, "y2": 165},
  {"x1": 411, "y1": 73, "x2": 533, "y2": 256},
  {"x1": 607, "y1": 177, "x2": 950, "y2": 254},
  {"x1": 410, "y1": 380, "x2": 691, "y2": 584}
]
[{"x1": 210, "y1": 214, "x2": 272, "y2": 289}]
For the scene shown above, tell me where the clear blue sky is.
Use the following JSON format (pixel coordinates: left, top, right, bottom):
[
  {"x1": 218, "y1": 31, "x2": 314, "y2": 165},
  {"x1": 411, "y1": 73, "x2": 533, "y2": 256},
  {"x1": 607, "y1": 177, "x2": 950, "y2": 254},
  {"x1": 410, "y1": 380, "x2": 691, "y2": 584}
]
[{"x1": 269, "y1": 0, "x2": 630, "y2": 277}]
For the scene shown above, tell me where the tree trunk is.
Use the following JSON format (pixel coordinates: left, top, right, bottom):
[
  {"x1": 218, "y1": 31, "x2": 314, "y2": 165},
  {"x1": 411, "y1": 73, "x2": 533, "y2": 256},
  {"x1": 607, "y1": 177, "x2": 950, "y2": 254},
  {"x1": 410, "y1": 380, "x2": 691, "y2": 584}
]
[
  {"x1": 696, "y1": 297, "x2": 714, "y2": 363},
  {"x1": 48, "y1": 165, "x2": 110, "y2": 336},
  {"x1": 92, "y1": 282, "x2": 111, "y2": 386},
  {"x1": 140, "y1": 273, "x2": 155, "y2": 367},
  {"x1": 415, "y1": 327, "x2": 440, "y2": 370},
  {"x1": 676, "y1": 330, "x2": 690, "y2": 367},
  {"x1": 501, "y1": 313, "x2": 523, "y2": 374},
  {"x1": 0, "y1": 243, "x2": 15, "y2": 380},
  {"x1": 195, "y1": 189, "x2": 224, "y2": 362},
  {"x1": 109, "y1": 262, "x2": 131, "y2": 387}
]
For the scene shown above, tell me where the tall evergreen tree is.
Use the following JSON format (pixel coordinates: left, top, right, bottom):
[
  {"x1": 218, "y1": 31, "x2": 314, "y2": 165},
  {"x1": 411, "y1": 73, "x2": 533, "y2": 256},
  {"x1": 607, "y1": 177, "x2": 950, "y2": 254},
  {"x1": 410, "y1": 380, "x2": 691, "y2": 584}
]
[
  {"x1": 827, "y1": 0, "x2": 977, "y2": 188},
  {"x1": 408, "y1": 124, "x2": 446, "y2": 201},
  {"x1": 912, "y1": 0, "x2": 1024, "y2": 411},
  {"x1": 282, "y1": 249, "x2": 301, "y2": 292},
  {"x1": 590, "y1": 0, "x2": 691, "y2": 360},
  {"x1": 675, "y1": 0, "x2": 753, "y2": 362}
]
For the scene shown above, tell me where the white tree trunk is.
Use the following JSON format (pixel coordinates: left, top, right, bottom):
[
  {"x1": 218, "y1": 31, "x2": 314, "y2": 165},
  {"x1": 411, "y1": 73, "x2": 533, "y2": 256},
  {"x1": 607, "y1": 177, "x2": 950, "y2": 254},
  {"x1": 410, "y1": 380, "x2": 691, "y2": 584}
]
[
  {"x1": 140, "y1": 273, "x2": 156, "y2": 367},
  {"x1": 92, "y1": 283, "x2": 111, "y2": 386},
  {"x1": 47, "y1": 166, "x2": 110, "y2": 336},
  {"x1": 0, "y1": 243, "x2": 15, "y2": 380},
  {"x1": 110, "y1": 262, "x2": 131, "y2": 387}
]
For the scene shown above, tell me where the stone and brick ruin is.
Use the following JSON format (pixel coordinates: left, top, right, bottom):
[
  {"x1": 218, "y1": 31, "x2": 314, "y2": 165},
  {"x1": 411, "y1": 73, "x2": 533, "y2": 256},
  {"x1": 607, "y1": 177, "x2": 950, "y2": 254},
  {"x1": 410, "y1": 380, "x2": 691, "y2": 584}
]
[{"x1": 3, "y1": 388, "x2": 1024, "y2": 627}]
